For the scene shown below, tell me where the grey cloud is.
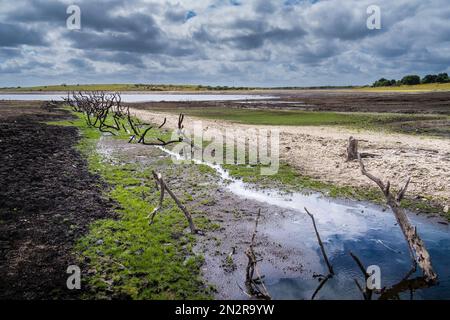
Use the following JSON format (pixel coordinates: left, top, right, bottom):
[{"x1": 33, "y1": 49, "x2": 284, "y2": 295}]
[
  {"x1": 227, "y1": 27, "x2": 306, "y2": 50},
  {"x1": 252, "y1": 0, "x2": 276, "y2": 14},
  {"x1": 296, "y1": 39, "x2": 340, "y2": 64},
  {"x1": 4, "y1": 0, "x2": 67, "y2": 24},
  {"x1": 306, "y1": 4, "x2": 379, "y2": 41},
  {"x1": 0, "y1": 22, "x2": 47, "y2": 47},
  {"x1": 63, "y1": 7, "x2": 196, "y2": 57},
  {"x1": 0, "y1": 0, "x2": 449, "y2": 87},
  {"x1": 194, "y1": 18, "x2": 306, "y2": 50},
  {"x1": 0, "y1": 47, "x2": 22, "y2": 58},
  {"x1": 0, "y1": 60, "x2": 53, "y2": 74},
  {"x1": 84, "y1": 51, "x2": 145, "y2": 68},
  {"x1": 68, "y1": 58, "x2": 93, "y2": 70}
]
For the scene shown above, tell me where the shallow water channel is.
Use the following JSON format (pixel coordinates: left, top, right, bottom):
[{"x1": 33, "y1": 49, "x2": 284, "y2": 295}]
[{"x1": 160, "y1": 147, "x2": 450, "y2": 300}]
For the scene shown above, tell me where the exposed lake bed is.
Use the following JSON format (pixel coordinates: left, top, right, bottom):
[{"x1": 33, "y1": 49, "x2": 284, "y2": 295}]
[
  {"x1": 1, "y1": 91, "x2": 448, "y2": 300},
  {"x1": 95, "y1": 129, "x2": 450, "y2": 300}
]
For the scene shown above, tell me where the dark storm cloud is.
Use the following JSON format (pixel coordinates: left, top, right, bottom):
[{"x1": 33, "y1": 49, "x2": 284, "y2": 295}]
[
  {"x1": 61, "y1": 4, "x2": 196, "y2": 57},
  {"x1": 226, "y1": 26, "x2": 306, "y2": 50},
  {"x1": 307, "y1": 5, "x2": 377, "y2": 40},
  {"x1": 6, "y1": 0, "x2": 67, "y2": 24},
  {"x1": 0, "y1": 48, "x2": 22, "y2": 58},
  {"x1": 0, "y1": 60, "x2": 53, "y2": 74},
  {"x1": 84, "y1": 51, "x2": 145, "y2": 68},
  {"x1": 165, "y1": 10, "x2": 186, "y2": 23},
  {"x1": 0, "y1": 0, "x2": 449, "y2": 87},
  {"x1": 68, "y1": 58, "x2": 92, "y2": 70},
  {"x1": 66, "y1": 14, "x2": 164, "y2": 53},
  {"x1": 252, "y1": 0, "x2": 276, "y2": 14},
  {"x1": 0, "y1": 22, "x2": 47, "y2": 47},
  {"x1": 76, "y1": 3, "x2": 157, "y2": 33},
  {"x1": 164, "y1": 5, "x2": 193, "y2": 24},
  {"x1": 67, "y1": 29, "x2": 195, "y2": 56},
  {"x1": 193, "y1": 18, "x2": 306, "y2": 50},
  {"x1": 296, "y1": 40, "x2": 339, "y2": 64}
]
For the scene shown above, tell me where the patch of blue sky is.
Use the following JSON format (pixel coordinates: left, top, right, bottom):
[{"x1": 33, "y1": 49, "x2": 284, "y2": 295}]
[{"x1": 185, "y1": 10, "x2": 197, "y2": 21}]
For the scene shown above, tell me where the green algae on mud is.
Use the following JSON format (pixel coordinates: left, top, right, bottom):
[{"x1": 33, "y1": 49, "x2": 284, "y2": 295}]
[{"x1": 53, "y1": 113, "x2": 213, "y2": 299}]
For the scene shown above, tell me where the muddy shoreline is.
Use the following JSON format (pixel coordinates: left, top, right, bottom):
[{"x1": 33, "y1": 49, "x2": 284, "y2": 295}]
[
  {"x1": 128, "y1": 90, "x2": 450, "y2": 115},
  {"x1": 0, "y1": 102, "x2": 116, "y2": 299}
]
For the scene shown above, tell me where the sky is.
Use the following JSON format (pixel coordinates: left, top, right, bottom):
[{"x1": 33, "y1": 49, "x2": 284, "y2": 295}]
[{"x1": 0, "y1": 0, "x2": 449, "y2": 87}]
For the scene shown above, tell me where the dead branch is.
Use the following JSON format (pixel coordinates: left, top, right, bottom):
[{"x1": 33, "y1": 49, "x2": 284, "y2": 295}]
[
  {"x1": 148, "y1": 174, "x2": 165, "y2": 226},
  {"x1": 358, "y1": 154, "x2": 437, "y2": 283},
  {"x1": 159, "y1": 118, "x2": 167, "y2": 129},
  {"x1": 68, "y1": 91, "x2": 128, "y2": 135},
  {"x1": 66, "y1": 91, "x2": 186, "y2": 148},
  {"x1": 244, "y1": 209, "x2": 271, "y2": 300},
  {"x1": 305, "y1": 207, "x2": 334, "y2": 276},
  {"x1": 178, "y1": 114, "x2": 185, "y2": 129},
  {"x1": 349, "y1": 251, "x2": 373, "y2": 300},
  {"x1": 136, "y1": 116, "x2": 183, "y2": 146},
  {"x1": 353, "y1": 278, "x2": 366, "y2": 297},
  {"x1": 305, "y1": 207, "x2": 335, "y2": 300},
  {"x1": 311, "y1": 274, "x2": 333, "y2": 300},
  {"x1": 150, "y1": 171, "x2": 197, "y2": 234}
]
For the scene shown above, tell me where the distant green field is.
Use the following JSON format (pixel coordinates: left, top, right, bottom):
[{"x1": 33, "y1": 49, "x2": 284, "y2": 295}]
[
  {"x1": 356, "y1": 82, "x2": 450, "y2": 92},
  {"x1": 143, "y1": 107, "x2": 449, "y2": 136}
]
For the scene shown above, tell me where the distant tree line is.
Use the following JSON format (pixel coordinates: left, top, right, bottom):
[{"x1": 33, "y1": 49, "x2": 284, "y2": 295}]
[{"x1": 373, "y1": 73, "x2": 449, "y2": 87}]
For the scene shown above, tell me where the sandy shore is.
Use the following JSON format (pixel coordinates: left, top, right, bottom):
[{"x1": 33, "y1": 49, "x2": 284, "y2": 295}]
[{"x1": 131, "y1": 108, "x2": 450, "y2": 212}]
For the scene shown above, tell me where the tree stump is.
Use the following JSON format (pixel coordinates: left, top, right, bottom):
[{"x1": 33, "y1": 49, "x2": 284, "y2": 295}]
[{"x1": 347, "y1": 136, "x2": 358, "y2": 161}]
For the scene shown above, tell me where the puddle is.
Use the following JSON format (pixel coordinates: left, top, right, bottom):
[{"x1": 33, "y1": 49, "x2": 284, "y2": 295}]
[{"x1": 160, "y1": 146, "x2": 450, "y2": 300}]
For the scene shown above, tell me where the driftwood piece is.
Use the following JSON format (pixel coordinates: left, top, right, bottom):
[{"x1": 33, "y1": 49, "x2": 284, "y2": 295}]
[
  {"x1": 358, "y1": 154, "x2": 437, "y2": 283},
  {"x1": 244, "y1": 209, "x2": 271, "y2": 300},
  {"x1": 149, "y1": 171, "x2": 197, "y2": 234},
  {"x1": 305, "y1": 207, "x2": 335, "y2": 300}
]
